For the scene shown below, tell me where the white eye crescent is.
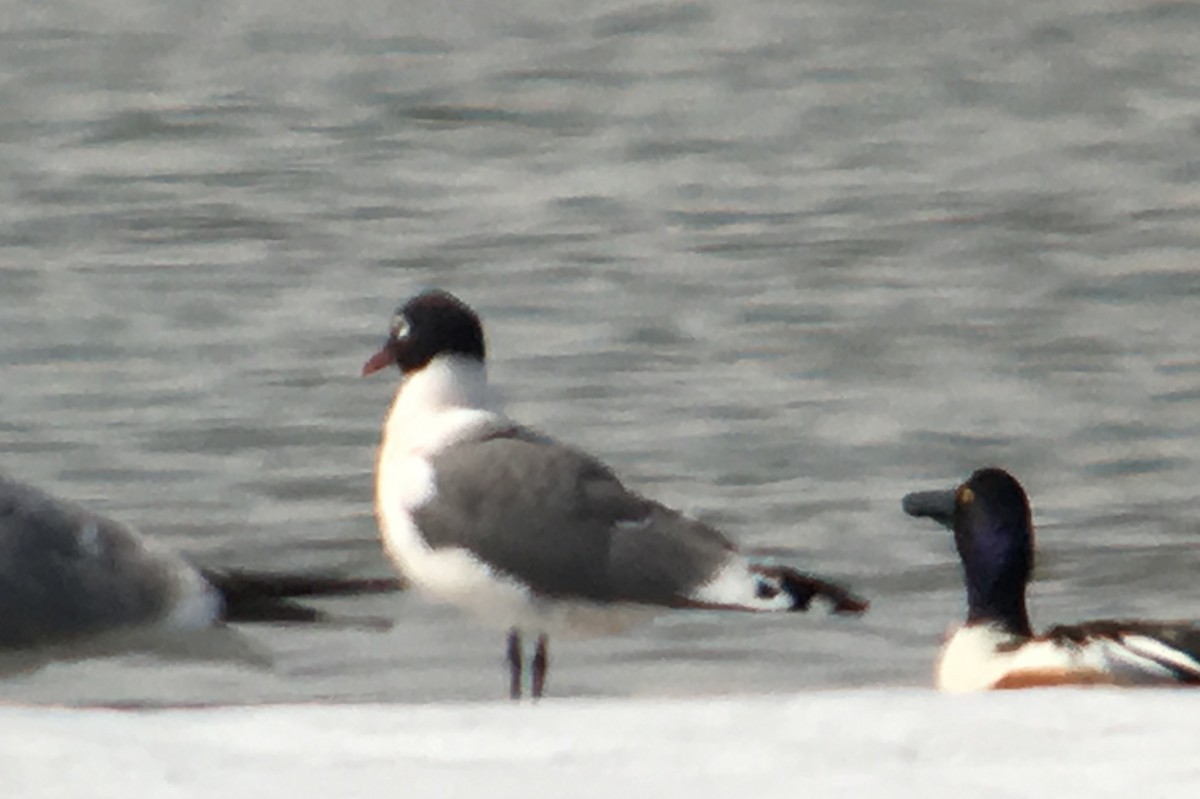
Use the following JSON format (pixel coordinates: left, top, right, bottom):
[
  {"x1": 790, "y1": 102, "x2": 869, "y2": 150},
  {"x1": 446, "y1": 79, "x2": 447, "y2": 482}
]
[{"x1": 392, "y1": 316, "x2": 411, "y2": 339}]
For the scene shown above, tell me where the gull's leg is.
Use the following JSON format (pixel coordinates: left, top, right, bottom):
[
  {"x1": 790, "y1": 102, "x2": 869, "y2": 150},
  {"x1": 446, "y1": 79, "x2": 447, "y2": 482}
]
[
  {"x1": 507, "y1": 629, "x2": 523, "y2": 701},
  {"x1": 531, "y1": 634, "x2": 549, "y2": 700}
]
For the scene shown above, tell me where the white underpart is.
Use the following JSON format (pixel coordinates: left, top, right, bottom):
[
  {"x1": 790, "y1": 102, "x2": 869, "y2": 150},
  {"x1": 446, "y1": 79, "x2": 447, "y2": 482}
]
[
  {"x1": 133, "y1": 534, "x2": 224, "y2": 631},
  {"x1": 689, "y1": 558, "x2": 792, "y2": 611},
  {"x1": 72, "y1": 517, "x2": 222, "y2": 633},
  {"x1": 938, "y1": 623, "x2": 1193, "y2": 692},
  {"x1": 162, "y1": 565, "x2": 224, "y2": 631},
  {"x1": 374, "y1": 355, "x2": 652, "y2": 638}
]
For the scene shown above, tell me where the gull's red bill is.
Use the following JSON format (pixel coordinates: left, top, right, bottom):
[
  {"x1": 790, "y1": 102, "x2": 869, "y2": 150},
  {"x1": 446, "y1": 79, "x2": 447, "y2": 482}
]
[{"x1": 362, "y1": 345, "x2": 394, "y2": 377}]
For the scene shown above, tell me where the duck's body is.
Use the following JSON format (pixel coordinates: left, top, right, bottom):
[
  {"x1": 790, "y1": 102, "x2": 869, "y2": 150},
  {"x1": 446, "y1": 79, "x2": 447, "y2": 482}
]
[
  {"x1": 904, "y1": 468, "x2": 1200, "y2": 692},
  {"x1": 938, "y1": 619, "x2": 1200, "y2": 692},
  {"x1": 364, "y1": 290, "x2": 868, "y2": 699}
]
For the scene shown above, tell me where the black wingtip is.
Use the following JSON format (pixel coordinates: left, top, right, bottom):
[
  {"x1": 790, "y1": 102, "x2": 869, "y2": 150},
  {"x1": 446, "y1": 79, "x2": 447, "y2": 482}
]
[
  {"x1": 772, "y1": 567, "x2": 870, "y2": 615},
  {"x1": 200, "y1": 567, "x2": 406, "y2": 627}
]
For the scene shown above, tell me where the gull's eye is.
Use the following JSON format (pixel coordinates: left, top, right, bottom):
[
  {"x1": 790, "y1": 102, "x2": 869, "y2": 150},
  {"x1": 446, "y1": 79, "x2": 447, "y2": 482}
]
[{"x1": 392, "y1": 315, "x2": 411, "y2": 339}]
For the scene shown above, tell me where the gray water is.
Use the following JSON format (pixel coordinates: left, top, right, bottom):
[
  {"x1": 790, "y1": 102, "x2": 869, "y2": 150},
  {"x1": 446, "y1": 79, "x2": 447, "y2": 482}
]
[{"x1": 2, "y1": 0, "x2": 1200, "y2": 705}]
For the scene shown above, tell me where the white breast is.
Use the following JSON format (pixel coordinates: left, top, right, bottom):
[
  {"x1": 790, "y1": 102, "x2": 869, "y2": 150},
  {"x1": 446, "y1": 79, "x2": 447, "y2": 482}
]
[
  {"x1": 375, "y1": 405, "x2": 502, "y2": 594},
  {"x1": 371, "y1": 357, "x2": 657, "y2": 637},
  {"x1": 371, "y1": 356, "x2": 532, "y2": 621},
  {"x1": 936, "y1": 624, "x2": 1093, "y2": 692}
]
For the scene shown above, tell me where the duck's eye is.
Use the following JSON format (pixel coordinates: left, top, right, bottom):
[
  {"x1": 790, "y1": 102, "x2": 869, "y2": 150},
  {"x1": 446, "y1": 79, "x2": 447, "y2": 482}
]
[
  {"x1": 392, "y1": 316, "x2": 411, "y2": 340},
  {"x1": 957, "y1": 486, "x2": 974, "y2": 506}
]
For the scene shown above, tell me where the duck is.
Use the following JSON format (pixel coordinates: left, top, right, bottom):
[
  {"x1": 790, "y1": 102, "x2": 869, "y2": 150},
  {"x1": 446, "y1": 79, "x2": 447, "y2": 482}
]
[
  {"x1": 362, "y1": 288, "x2": 868, "y2": 700},
  {"x1": 903, "y1": 466, "x2": 1200, "y2": 691},
  {"x1": 0, "y1": 471, "x2": 401, "y2": 674}
]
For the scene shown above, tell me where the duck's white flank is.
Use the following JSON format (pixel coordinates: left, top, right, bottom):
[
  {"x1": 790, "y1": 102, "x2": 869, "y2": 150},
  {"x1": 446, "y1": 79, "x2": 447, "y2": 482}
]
[{"x1": 937, "y1": 623, "x2": 1194, "y2": 692}]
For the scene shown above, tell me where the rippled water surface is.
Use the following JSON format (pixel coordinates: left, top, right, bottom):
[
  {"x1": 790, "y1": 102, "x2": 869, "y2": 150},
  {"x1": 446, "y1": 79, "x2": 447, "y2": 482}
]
[{"x1": 3, "y1": 0, "x2": 1200, "y2": 704}]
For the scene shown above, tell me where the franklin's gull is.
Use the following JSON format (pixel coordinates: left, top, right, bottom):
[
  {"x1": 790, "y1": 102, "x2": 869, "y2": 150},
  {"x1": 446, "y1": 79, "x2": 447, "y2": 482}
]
[{"x1": 363, "y1": 289, "x2": 868, "y2": 699}]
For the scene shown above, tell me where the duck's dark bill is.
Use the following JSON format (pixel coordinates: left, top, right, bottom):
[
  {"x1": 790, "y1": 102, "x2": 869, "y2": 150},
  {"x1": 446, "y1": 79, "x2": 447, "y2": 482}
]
[
  {"x1": 901, "y1": 488, "x2": 956, "y2": 529},
  {"x1": 362, "y1": 345, "x2": 395, "y2": 377}
]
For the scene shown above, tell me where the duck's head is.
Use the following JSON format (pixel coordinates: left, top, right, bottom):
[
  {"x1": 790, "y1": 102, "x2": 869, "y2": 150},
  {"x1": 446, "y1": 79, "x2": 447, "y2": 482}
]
[
  {"x1": 903, "y1": 467, "x2": 1034, "y2": 636},
  {"x1": 362, "y1": 290, "x2": 486, "y2": 377}
]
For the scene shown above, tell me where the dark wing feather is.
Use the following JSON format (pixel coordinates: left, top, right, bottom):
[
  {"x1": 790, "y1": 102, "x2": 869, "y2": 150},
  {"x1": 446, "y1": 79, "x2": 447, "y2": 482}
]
[{"x1": 413, "y1": 433, "x2": 734, "y2": 604}]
